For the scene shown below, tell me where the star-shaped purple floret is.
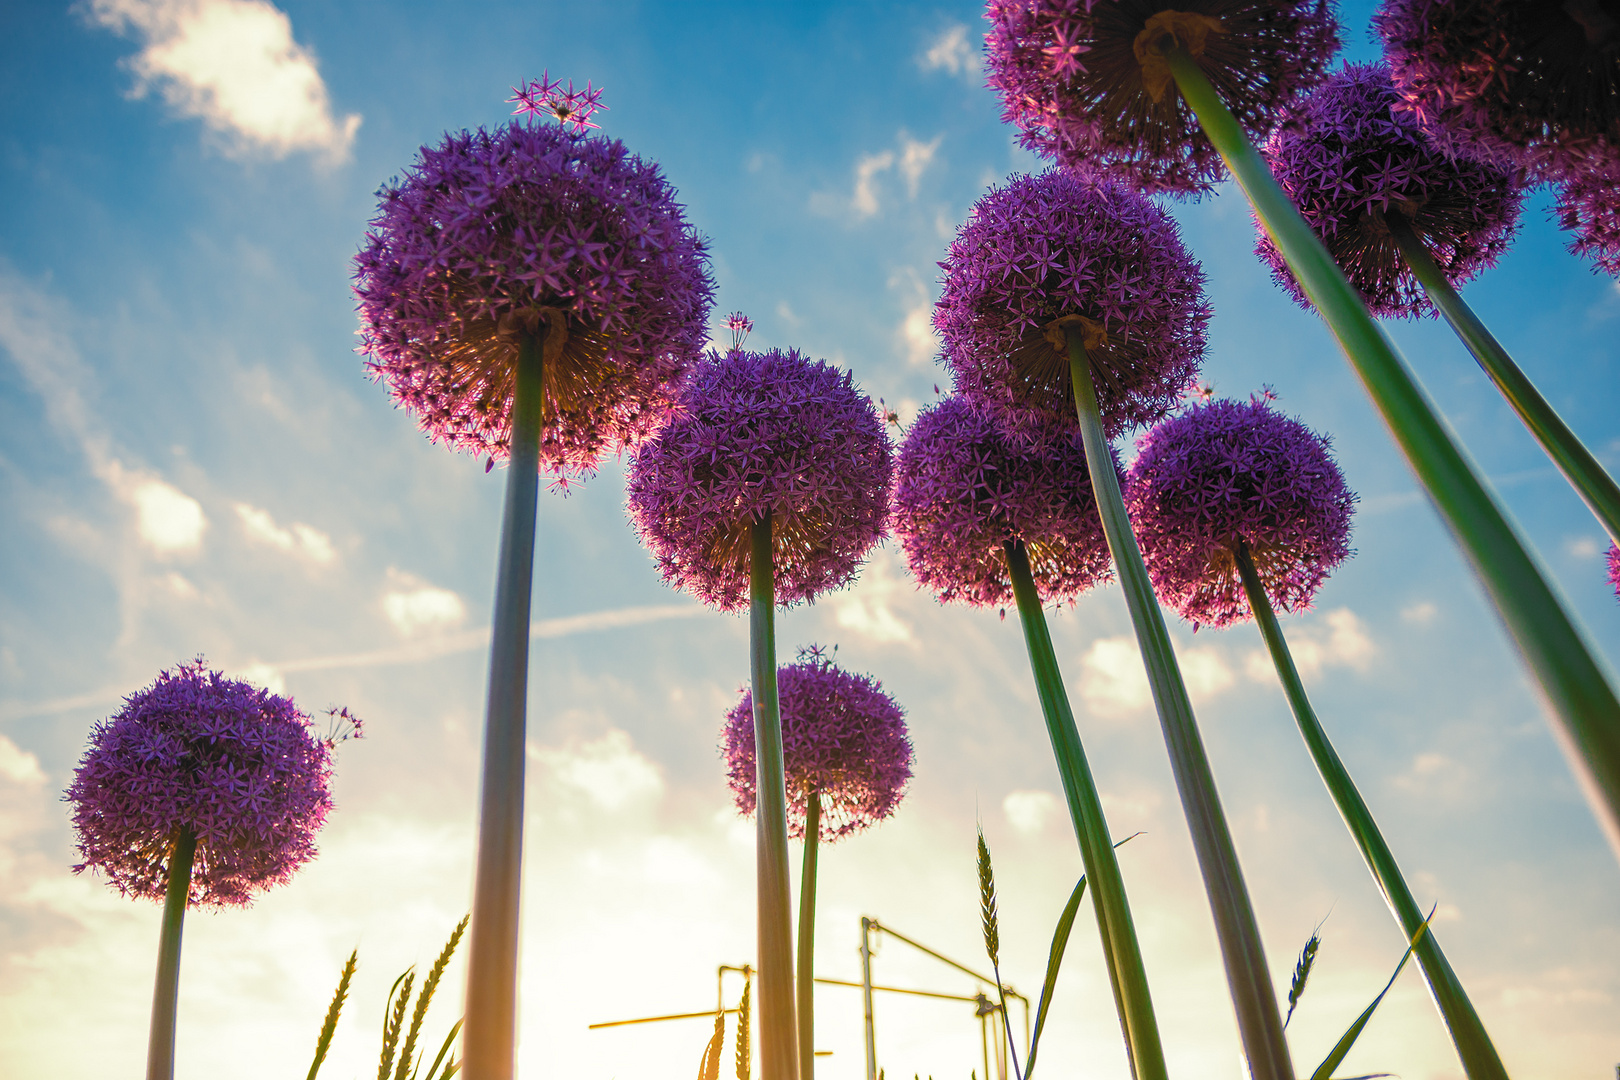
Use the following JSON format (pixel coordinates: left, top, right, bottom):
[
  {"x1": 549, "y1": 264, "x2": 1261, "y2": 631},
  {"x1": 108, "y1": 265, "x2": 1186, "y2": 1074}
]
[
  {"x1": 892, "y1": 395, "x2": 1116, "y2": 608},
  {"x1": 64, "y1": 660, "x2": 346, "y2": 909},
  {"x1": 354, "y1": 120, "x2": 714, "y2": 483},
  {"x1": 1608, "y1": 542, "x2": 1620, "y2": 602},
  {"x1": 625, "y1": 348, "x2": 893, "y2": 611},
  {"x1": 722, "y1": 649, "x2": 913, "y2": 841},
  {"x1": 985, "y1": 0, "x2": 1341, "y2": 195},
  {"x1": 1124, "y1": 396, "x2": 1356, "y2": 628},
  {"x1": 936, "y1": 169, "x2": 1210, "y2": 440},
  {"x1": 1258, "y1": 63, "x2": 1523, "y2": 318}
]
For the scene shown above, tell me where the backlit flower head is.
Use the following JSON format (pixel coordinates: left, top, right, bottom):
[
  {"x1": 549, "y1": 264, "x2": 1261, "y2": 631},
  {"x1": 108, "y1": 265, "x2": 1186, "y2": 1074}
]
[
  {"x1": 893, "y1": 395, "x2": 1116, "y2": 607},
  {"x1": 936, "y1": 170, "x2": 1210, "y2": 439},
  {"x1": 1374, "y1": 0, "x2": 1620, "y2": 176},
  {"x1": 1556, "y1": 152, "x2": 1620, "y2": 277},
  {"x1": 1609, "y1": 542, "x2": 1620, "y2": 601},
  {"x1": 354, "y1": 115, "x2": 714, "y2": 483},
  {"x1": 509, "y1": 71, "x2": 608, "y2": 133},
  {"x1": 985, "y1": 0, "x2": 1341, "y2": 195},
  {"x1": 625, "y1": 348, "x2": 893, "y2": 611},
  {"x1": 1124, "y1": 396, "x2": 1355, "y2": 628},
  {"x1": 1257, "y1": 63, "x2": 1523, "y2": 318},
  {"x1": 722, "y1": 646, "x2": 913, "y2": 841},
  {"x1": 64, "y1": 660, "x2": 352, "y2": 909}
]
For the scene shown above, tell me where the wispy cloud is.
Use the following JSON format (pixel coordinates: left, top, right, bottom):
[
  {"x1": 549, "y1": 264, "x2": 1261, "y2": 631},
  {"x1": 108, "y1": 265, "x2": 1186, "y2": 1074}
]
[
  {"x1": 919, "y1": 23, "x2": 981, "y2": 84},
  {"x1": 233, "y1": 501, "x2": 335, "y2": 564},
  {"x1": 818, "y1": 131, "x2": 944, "y2": 220},
  {"x1": 382, "y1": 568, "x2": 467, "y2": 637},
  {"x1": 890, "y1": 267, "x2": 941, "y2": 367},
  {"x1": 86, "y1": 0, "x2": 361, "y2": 163},
  {"x1": 1243, "y1": 607, "x2": 1375, "y2": 682}
]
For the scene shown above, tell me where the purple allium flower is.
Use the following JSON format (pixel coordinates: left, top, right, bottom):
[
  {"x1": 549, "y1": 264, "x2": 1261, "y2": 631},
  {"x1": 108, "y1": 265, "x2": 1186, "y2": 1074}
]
[
  {"x1": 625, "y1": 348, "x2": 893, "y2": 611},
  {"x1": 725, "y1": 311, "x2": 754, "y2": 351},
  {"x1": 892, "y1": 395, "x2": 1116, "y2": 607},
  {"x1": 509, "y1": 72, "x2": 608, "y2": 133},
  {"x1": 985, "y1": 0, "x2": 1341, "y2": 195},
  {"x1": 354, "y1": 119, "x2": 714, "y2": 482},
  {"x1": 1257, "y1": 63, "x2": 1523, "y2": 318},
  {"x1": 1374, "y1": 0, "x2": 1620, "y2": 177},
  {"x1": 936, "y1": 170, "x2": 1210, "y2": 439},
  {"x1": 1609, "y1": 542, "x2": 1620, "y2": 601},
  {"x1": 64, "y1": 660, "x2": 348, "y2": 909},
  {"x1": 1124, "y1": 396, "x2": 1356, "y2": 628},
  {"x1": 722, "y1": 648, "x2": 913, "y2": 840},
  {"x1": 1556, "y1": 151, "x2": 1620, "y2": 276}
]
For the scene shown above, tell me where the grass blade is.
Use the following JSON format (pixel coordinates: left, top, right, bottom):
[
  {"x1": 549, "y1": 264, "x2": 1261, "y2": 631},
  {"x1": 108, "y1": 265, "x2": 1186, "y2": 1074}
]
[
  {"x1": 307, "y1": 949, "x2": 359, "y2": 1080},
  {"x1": 420, "y1": 1019, "x2": 462, "y2": 1080},
  {"x1": 395, "y1": 916, "x2": 470, "y2": 1080},
  {"x1": 1024, "y1": 875, "x2": 1086, "y2": 1080},
  {"x1": 1310, "y1": 911, "x2": 1434, "y2": 1080}
]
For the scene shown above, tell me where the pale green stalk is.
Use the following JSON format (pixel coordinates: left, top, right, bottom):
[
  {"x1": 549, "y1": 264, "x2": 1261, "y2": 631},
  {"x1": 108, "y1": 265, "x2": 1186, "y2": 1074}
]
[
  {"x1": 1001, "y1": 539, "x2": 1164, "y2": 1080},
  {"x1": 1067, "y1": 329, "x2": 1292, "y2": 1080},
  {"x1": 1386, "y1": 214, "x2": 1620, "y2": 547},
  {"x1": 1164, "y1": 45, "x2": 1620, "y2": 861},
  {"x1": 146, "y1": 827, "x2": 197, "y2": 1080},
  {"x1": 462, "y1": 332, "x2": 544, "y2": 1080},
  {"x1": 751, "y1": 516, "x2": 800, "y2": 1080},
  {"x1": 797, "y1": 792, "x2": 821, "y2": 1080}
]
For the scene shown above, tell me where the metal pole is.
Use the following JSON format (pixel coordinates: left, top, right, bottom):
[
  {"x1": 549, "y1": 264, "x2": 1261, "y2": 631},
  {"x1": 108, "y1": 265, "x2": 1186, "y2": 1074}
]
[{"x1": 860, "y1": 917, "x2": 877, "y2": 1080}]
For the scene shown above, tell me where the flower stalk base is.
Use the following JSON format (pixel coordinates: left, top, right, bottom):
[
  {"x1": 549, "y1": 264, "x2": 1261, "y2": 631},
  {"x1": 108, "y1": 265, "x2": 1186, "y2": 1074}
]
[
  {"x1": 797, "y1": 791, "x2": 821, "y2": 1080},
  {"x1": 146, "y1": 827, "x2": 196, "y2": 1080}
]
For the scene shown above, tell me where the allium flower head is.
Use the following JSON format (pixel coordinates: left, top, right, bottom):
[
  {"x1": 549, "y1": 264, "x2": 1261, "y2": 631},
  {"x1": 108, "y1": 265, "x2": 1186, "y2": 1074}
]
[
  {"x1": 725, "y1": 311, "x2": 754, "y2": 351},
  {"x1": 1124, "y1": 396, "x2": 1356, "y2": 628},
  {"x1": 1258, "y1": 63, "x2": 1524, "y2": 317},
  {"x1": 985, "y1": 0, "x2": 1341, "y2": 194},
  {"x1": 1374, "y1": 0, "x2": 1620, "y2": 176},
  {"x1": 625, "y1": 348, "x2": 893, "y2": 611},
  {"x1": 64, "y1": 660, "x2": 349, "y2": 909},
  {"x1": 354, "y1": 116, "x2": 714, "y2": 482},
  {"x1": 509, "y1": 72, "x2": 608, "y2": 133},
  {"x1": 1557, "y1": 154, "x2": 1620, "y2": 276},
  {"x1": 936, "y1": 170, "x2": 1210, "y2": 439},
  {"x1": 1609, "y1": 542, "x2": 1620, "y2": 601},
  {"x1": 722, "y1": 647, "x2": 913, "y2": 841},
  {"x1": 892, "y1": 395, "x2": 1116, "y2": 607}
]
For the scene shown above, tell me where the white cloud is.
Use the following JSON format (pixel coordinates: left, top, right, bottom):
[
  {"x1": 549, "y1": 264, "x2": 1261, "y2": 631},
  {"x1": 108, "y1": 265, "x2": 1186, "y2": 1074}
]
[
  {"x1": 1179, "y1": 646, "x2": 1235, "y2": 699},
  {"x1": 1566, "y1": 535, "x2": 1602, "y2": 559},
  {"x1": 1079, "y1": 636, "x2": 1152, "y2": 717},
  {"x1": 834, "y1": 550, "x2": 913, "y2": 644},
  {"x1": 920, "y1": 23, "x2": 981, "y2": 83},
  {"x1": 382, "y1": 569, "x2": 468, "y2": 637},
  {"x1": 852, "y1": 149, "x2": 896, "y2": 217},
  {"x1": 890, "y1": 267, "x2": 941, "y2": 368},
  {"x1": 828, "y1": 131, "x2": 943, "y2": 220},
  {"x1": 898, "y1": 133, "x2": 943, "y2": 197},
  {"x1": 233, "y1": 501, "x2": 335, "y2": 564},
  {"x1": 230, "y1": 660, "x2": 286, "y2": 694},
  {"x1": 87, "y1": 0, "x2": 360, "y2": 162},
  {"x1": 0, "y1": 737, "x2": 46, "y2": 787},
  {"x1": 1003, "y1": 789, "x2": 1058, "y2": 836},
  {"x1": 1401, "y1": 601, "x2": 1438, "y2": 624},
  {"x1": 530, "y1": 730, "x2": 665, "y2": 814},
  {"x1": 111, "y1": 467, "x2": 208, "y2": 555},
  {"x1": 1245, "y1": 607, "x2": 1375, "y2": 682}
]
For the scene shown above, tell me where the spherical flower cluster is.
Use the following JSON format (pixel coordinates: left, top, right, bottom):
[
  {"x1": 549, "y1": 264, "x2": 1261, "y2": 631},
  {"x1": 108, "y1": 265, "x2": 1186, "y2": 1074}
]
[
  {"x1": 65, "y1": 661, "x2": 346, "y2": 908},
  {"x1": 892, "y1": 396, "x2": 1116, "y2": 608},
  {"x1": 1124, "y1": 396, "x2": 1356, "y2": 628},
  {"x1": 1375, "y1": 0, "x2": 1620, "y2": 176},
  {"x1": 985, "y1": 0, "x2": 1341, "y2": 195},
  {"x1": 625, "y1": 348, "x2": 893, "y2": 611},
  {"x1": 354, "y1": 120, "x2": 714, "y2": 480},
  {"x1": 722, "y1": 648, "x2": 912, "y2": 841},
  {"x1": 1609, "y1": 542, "x2": 1620, "y2": 602},
  {"x1": 1258, "y1": 63, "x2": 1523, "y2": 318},
  {"x1": 1557, "y1": 158, "x2": 1620, "y2": 277},
  {"x1": 936, "y1": 170, "x2": 1210, "y2": 439}
]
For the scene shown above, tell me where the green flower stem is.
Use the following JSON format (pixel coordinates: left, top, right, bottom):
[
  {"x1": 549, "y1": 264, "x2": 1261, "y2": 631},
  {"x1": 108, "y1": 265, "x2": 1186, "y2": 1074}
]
[
  {"x1": 463, "y1": 331, "x2": 544, "y2": 1080},
  {"x1": 1165, "y1": 46, "x2": 1620, "y2": 860},
  {"x1": 1387, "y1": 213, "x2": 1620, "y2": 548},
  {"x1": 1066, "y1": 328, "x2": 1293, "y2": 1080},
  {"x1": 751, "y1": 515, "x2": 801, "y2": 1080},
  {"x1": 797, "y1": 791, "x2": 821, "y2": 1080},
  {"x1": 1002, "y1": 538, "x2": 1166, "y2": 1080},
  {"x1": 1235, "y1": 543, "x2": 1509, "y2": 1080},
  {"x1": 146, "y1": 826, "x2": 196, "y2": 1080}
]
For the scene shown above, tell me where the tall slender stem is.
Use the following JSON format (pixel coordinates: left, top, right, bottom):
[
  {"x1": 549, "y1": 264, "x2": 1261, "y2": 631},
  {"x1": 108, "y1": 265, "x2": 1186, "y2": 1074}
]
[
  {"x1": 1387, "y1": 214, "x2": 1620, "y2": 548},
  {"x1": 1002, "y1": 539, "x2": 1165, "y2": 1080},
  {"x1": 1066, "y1": 328, "x2": 1293, "y2": 1080},
  {"x1": 146, "y1": 827, "x2": 196, "y2": 1080},
  {"x1": 1165, "y1": 45, "x2": 1620, "y2": 862},
  {"x1": 463, "y1": 331, "x2": 545, "y2": 1080},
  {"x1": 796, "y1": 791, "x2": 821, "y2": 1080},
  {"x1": 1234, "y1": 543, "x2": 1509, "y2": 1080},
  {"x1": 751, "y1": 515, "x2": 800, "y2": 1080}
]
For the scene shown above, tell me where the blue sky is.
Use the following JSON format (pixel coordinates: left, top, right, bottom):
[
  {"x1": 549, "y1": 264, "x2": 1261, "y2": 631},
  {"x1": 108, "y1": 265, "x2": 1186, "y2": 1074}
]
[{"x1": 2, "y1": 1, "x2": 1618, "y2": 1077}]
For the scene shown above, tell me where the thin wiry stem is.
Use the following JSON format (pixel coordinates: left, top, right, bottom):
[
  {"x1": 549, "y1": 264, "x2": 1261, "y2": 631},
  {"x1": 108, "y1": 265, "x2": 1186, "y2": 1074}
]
[
  {"x1": 751, "y1": 516, "x2": 800, "y2": 1080},
  {"x1": 1165, "y1": 44, "x2": 1620, "y2": 863},
  {"x1": 462, "y1": 331, "x2": 545, "y2": 1080},
  {"x1": 146, "y1": 827, "x2": 196, "y2": 1080},
  {"x1": 1066, "y1": 328, "x2": 1292, "y2": 1080},
  {"x1": 1236, "y1": 543, "x2": 1509, "y2": 1079}
]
